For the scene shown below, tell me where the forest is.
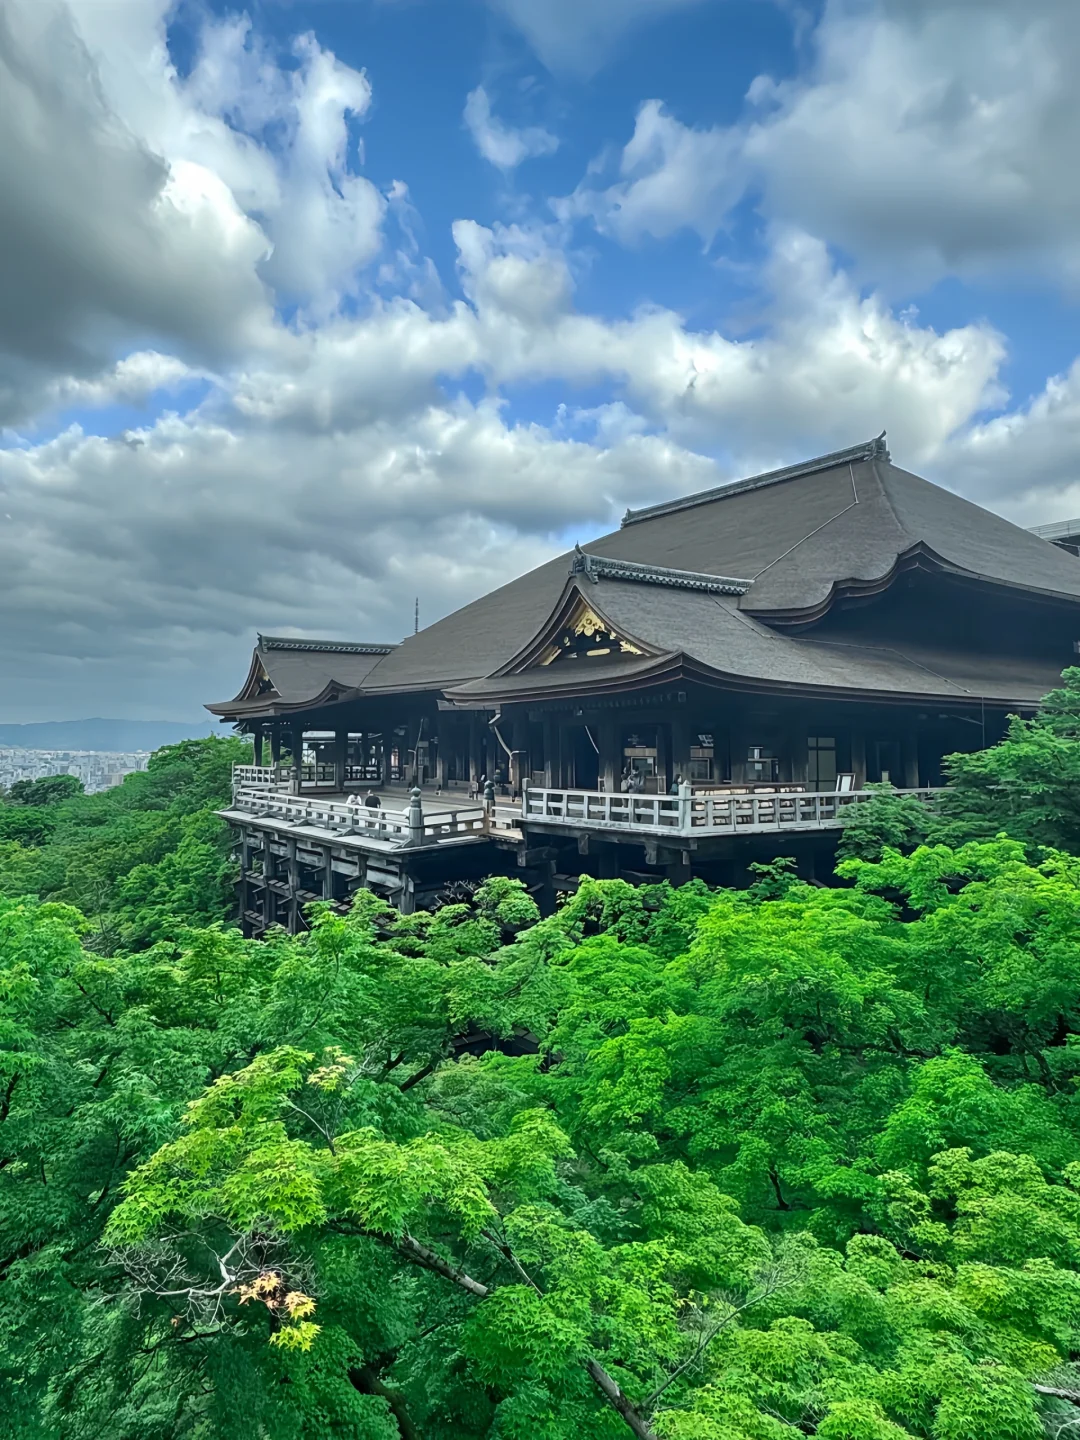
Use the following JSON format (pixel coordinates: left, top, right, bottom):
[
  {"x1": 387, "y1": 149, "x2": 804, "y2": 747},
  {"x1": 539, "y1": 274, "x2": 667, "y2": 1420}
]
[{"x1": 7, "y1": 680, "x2": 1080, "y2": 1438}]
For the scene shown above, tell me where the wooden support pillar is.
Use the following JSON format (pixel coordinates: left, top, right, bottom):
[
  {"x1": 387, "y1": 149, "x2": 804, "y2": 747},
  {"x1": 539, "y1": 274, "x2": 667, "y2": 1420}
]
[
  {"x1": 598, "y1": 717, "x2": 619, "y2": 793},
  {"x1": 789, "y1": 729, "x2": 809, "y2": 787},
  {"x1": 251, "y1": 725, "x2": 264, "y2": 768},
  {"x1": 665, "y1": 852, "x2": 692, "y2": 888},
  {"x1": 262, "y1": 834, "x2": 274, "y2": 929},
  {"x1": 238, "y1": 830, "x2": 250, "y2": 921},
  {"x1": 902, "y1": 731, "x2": 920, "y2": 789},
  {"x1": 657, "y1": 725, "x2": 670, "y2": 792},
  {"x1": 468, "y1": 715, "x2": 481, "y2": 789},
  {"x1": 543, "y1": 718, "x2": 556, "y2": 787},
  {"x1": 510, "y1": 716, "x2": 528, "y2": 796},
  {"x1": 270, "y1": 728, "x2": 282, "y2": 766},
  {"x1": 399, "y1": 868, "x2": 416, "y2": 916},
  {"x1": 322, "y1": 845, "x2": 334, "y2": 901},
  {"x1": 537, "y1": 859, "x2": 557, "y2": 917},
  {"x1": 291, "y1": 726, "x2": 304, "y2": 794},
  {"x1": 598, "y1": 842, "x2": 619, "y2": 880},
  {"x1": 287, "y1": 837, "x2": 300, "y2": 933},
  {"x1": 669, "y1": 718, "x2": 688, "y2": 788},
  {"x1": 435, "y1": 720, "x2": 448, "y2": 792},
  {"x1": 333, "y1": 728, "x2": 347, "y2": 793},
  {"x1": 850, "y1": 727, "x2": 867, "y2": 790}
]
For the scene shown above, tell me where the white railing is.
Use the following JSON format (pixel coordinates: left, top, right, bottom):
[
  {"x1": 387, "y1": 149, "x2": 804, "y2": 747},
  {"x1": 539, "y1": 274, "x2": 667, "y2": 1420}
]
[
  {"x1": 521, "y1": 786, "x2": 940, "y2": 836},
  {"x1": 233, "y1": 763, "x2": 384, "y2": 792},
  {"x1": 233, "y1": 764, "x2": 282, "y2": 791},
  {"x1": 229, "y1": 786, "x2": 487, "y2": 847}
]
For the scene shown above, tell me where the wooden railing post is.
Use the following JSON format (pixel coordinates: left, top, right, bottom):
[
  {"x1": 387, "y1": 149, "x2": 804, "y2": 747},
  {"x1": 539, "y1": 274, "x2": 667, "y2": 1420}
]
[{"x1": 408, "y1": 787, "x2": 424, "y2": 847}]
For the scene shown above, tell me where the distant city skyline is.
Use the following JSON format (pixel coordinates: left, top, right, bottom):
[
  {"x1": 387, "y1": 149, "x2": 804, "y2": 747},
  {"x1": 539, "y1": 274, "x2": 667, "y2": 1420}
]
[{"x1": 0, "y1": 747, "x2": 151, "y2": 795}]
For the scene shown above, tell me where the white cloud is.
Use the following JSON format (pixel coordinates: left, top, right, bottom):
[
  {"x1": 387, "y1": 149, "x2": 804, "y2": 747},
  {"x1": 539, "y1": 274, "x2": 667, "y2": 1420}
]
[
  {"x1": 0, "y1": 0, "x2": 272, "y2": 424},
  {"x1": 6, "y1": 0, "x2": 1080, "y2": 722},
  {"x1": 464, "y1": 86, "x2": 558, "y2": 171},
  {"x1": 938, "y1": 361, "x2": 1080, "y2": 522},
  {"x1": 488, "y1": 0, "x2": 710, "y2": 76},
  {"x1": 0, "y1": 209, "x2": 1018, "y2": 715},
  {"x1": 558, "y1": 99, "x2": 743, "y2": 243},
  {"x1": 566, "y1": 0, "x2": 1080, "y2": 288},
  {"x1": 0, "y1": 1, "x2": 388, "y2": 427}
]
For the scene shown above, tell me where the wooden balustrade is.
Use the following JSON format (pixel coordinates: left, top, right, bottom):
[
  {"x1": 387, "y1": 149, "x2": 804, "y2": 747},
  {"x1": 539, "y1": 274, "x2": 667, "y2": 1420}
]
[
  {"x1": 232, "y1": 764, "x2": 281, "y2": 790},
  {"x1": 521, "y1": 786, "x2": 939, "y2": 836},
  {"x1": 230, "y1": 786, "x2": 486, "y2": 848}
]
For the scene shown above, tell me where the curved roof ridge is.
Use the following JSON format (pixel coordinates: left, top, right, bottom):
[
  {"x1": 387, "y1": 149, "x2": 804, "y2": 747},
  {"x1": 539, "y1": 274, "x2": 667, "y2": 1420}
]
[
  {"x1": 258, "y1": 634, "x2": 399, "y2": 655},
  {"x1": 572, "y1": 546, "x2": 751, "y2": 594},
  {"x1": 620, "y1": 432, "x2": 889, "y2": 527}
]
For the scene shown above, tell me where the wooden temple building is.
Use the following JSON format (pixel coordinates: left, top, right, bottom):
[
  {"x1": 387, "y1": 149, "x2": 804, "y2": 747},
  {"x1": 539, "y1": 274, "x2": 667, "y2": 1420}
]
[{"x1": 208, "y1": 436, "x2": 1080, "y2": 930}]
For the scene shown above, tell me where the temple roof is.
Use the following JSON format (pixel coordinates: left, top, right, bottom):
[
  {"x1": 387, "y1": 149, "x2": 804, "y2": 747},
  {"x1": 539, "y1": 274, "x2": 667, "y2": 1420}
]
[
  {"x1": 444, "y1": 579, "x2": 1066, "y2": 707},
  {"x1": 207, "y1": 635, "x2": 398, "y2": 719},
  {"x1": 359, "y1": 435, "x2": 1080, "y2": 695},
  {"x1": 210, "y1": 439, "x2": 1080, "y2": 718}
]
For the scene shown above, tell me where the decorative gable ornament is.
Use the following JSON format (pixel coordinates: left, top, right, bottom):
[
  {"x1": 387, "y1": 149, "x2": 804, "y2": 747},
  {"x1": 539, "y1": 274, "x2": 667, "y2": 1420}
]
[{"x1": 538, "y1": 596, "x2": 645, "y2": 665}]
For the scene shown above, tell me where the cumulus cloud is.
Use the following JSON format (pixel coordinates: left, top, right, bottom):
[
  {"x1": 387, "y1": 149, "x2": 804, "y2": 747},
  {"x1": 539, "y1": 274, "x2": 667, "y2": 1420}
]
[
  {"x1": 0, "y1": 207, "x2": 1019, "y2": 716},
  {"x1": 938, "y1": 362, "x2": 1080, "y2": 522},
  {"x1": 567, "y1": 0, "x2": 1080, "y2": 288},
  {"x1": 464, "y1": 86, "x2": 558, "y2": 170},
  {"x1": 0, "y1": 1, "x2": 387, "y2": 426},
  {"x1": 487, "y1": 0, "x2": 709, "y2": 76},
  {"x1": 4, "y1": 0, "x2": 1080, "y2": 722},
  {"x1": 558, "y1": 99, "x2": 743, "y2": 243},
  {"x1": 0, "y1": 1, "x2": 271, "y2": 424}
]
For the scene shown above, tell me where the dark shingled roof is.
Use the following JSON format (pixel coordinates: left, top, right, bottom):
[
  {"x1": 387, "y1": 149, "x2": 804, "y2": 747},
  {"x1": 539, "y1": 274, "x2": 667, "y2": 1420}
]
[
  {"x1": 211, "y1": 440, "x2": 1080, "y2": 717},
  {"x1": 207, "y1": 636, "x2": 399, "y2": 717},
  {"x1": 446, "y1": 581, "x2": 1064, "y2": 707},
  {"x1": 361, "y1": 437, "x2": 1080, "y2": 695}
]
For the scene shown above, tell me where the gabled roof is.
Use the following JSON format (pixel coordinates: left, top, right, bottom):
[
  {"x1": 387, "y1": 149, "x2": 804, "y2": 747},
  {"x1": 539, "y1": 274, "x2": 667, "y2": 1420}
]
[
  {"x1": 360, "y1": 436, "x2": 1080, "y2": 697},
  {"x1": 445, "y1": 576, "x2": 1065, "y2": 708},
  {"x1": 211, "y1": 439, "x2": 1080, "y2": 719},
  {"x1": 207, "y1": 635, "x2": 399, "y2": 719}
]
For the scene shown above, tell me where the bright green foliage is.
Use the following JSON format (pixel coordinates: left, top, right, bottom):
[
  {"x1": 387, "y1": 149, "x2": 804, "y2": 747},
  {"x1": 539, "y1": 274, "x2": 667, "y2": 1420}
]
[
  {"x1": 0, "y1": 735, "x2": 248, "y2": 944},
  {"x1": 5, "y1": 774, "x2": 85, "y2": 806},
  {"x1": 9, "y1": 722, "x2": 1080, "y2": 1435},
  {"x1": 6, "y1": 852, "x2": 1080, "y2": 1438},
  {"x1": 835, "y1": 786, "x2": 936, "y2": 863}
]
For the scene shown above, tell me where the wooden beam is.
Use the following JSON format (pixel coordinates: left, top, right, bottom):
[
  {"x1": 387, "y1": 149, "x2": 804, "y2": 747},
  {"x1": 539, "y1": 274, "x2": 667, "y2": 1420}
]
[{"x1": 517, "y1": 844, "x2": 561, "y2": 867}]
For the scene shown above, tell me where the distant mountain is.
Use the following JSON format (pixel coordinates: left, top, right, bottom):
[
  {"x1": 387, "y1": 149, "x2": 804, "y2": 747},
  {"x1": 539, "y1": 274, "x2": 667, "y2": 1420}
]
[{"x1": 0, "y1": 719, "x2": 220, "y2": 752}]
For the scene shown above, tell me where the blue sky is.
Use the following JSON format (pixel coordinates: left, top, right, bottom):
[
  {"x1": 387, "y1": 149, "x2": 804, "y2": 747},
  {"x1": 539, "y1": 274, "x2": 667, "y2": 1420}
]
[{"x1": 1, "y1": 0, "x2": 1079, "y2": 719}]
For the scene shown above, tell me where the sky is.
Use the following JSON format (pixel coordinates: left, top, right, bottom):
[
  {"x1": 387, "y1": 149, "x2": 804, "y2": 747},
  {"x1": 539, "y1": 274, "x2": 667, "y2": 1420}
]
[{"x1": 3, "y1": 0, "x2": 1080, "y2": 721}]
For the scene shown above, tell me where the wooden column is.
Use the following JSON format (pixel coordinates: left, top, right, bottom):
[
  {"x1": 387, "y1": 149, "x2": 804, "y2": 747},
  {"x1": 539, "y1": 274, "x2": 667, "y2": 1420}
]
[
  {"x1": 543, "y1": 719, "x2": 556, "y2": 787},
  {"x1": 322, "y1": 845, "x2": 334, "y2": 901},
  {"x1": 511, "y1": 716, "x2": 528, "y2": 795},
  {"x1": 434, "y1": 718, "x2": 448, "y2": 792},
  {"x1": 598, "y1": 717, "x2": 619, "y2": 793},
  {"x1": 850, "y1": 727, "x2": 867, "y2": 790},
  {"x1": 669, "y1": 718, "x2": 688, "y2": 787},
  {"x1": 789, "y1": 729, "x2": 809, "y2": 787},
  {"x1": 290, "y1": 725, "x2": 304, "y2": 794},
  {"x1": 251, "y1": 725, "x2": 264, "y2": 768},
  {"x1": 657, "y1": 724, "x2": 670, "y2": 792},
  {"x1": 239, "y1": 830, "x2": 250, "y2": 923},
  {"x1": 262, "y1": 834, "x2": 274, "y2": 929},
  {"x1": 287, "y1": 837, "x2": 300, "y2": 933},
  {"x1": 333, "y1": 728, "x2": 347, "y2": 792},
  {"x1": 270, "y1": 728, "x2": 282, "y2": 766},
  {"x1": 902, "y1": 730, "x2": 920, "y2": 789}
]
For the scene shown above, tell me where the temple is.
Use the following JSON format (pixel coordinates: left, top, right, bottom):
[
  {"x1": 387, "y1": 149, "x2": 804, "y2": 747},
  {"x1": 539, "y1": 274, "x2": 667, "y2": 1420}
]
[{"x1": 208, "y1": 435, "x2": 1080, "y2": 930}]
